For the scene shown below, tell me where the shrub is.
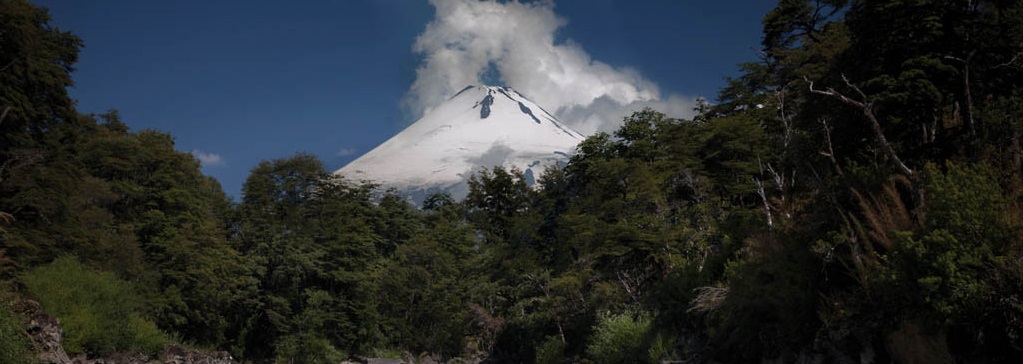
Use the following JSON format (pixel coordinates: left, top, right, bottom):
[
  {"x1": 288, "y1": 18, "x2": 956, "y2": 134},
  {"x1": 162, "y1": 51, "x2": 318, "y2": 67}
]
[
  {"x1": 535, "y1": 335, "x2": 566, "y2": 364},
  {"x1": 586, "y1": 310, "x2": 653, "y2": 364},
  {"x1": 274, "y1": 333, "x2": 345, "y2": 364},
  {"x1": 647, "y1": 332, "x2": 679, "y2": 363},
  {"x1": 21, "y1": 256, "x2": 172, "y2": 356}
]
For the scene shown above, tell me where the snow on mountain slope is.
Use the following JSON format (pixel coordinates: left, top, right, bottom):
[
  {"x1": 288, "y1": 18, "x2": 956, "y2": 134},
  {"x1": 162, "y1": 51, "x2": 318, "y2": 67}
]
[{"x1": 334, "y1": 85, "x2": 585, "y2": 201}]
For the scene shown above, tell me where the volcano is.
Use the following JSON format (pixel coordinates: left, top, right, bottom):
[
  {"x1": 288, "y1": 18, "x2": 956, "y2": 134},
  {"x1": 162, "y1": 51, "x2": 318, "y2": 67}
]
[{"x1": 334, "y1": 85, "x2": 585, "y2": 202}]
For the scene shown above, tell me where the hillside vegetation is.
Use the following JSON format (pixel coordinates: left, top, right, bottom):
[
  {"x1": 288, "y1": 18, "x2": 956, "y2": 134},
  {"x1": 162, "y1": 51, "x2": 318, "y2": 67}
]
[{"x1": 2, "y1": 0, "x2": 1022, "y2": 363}]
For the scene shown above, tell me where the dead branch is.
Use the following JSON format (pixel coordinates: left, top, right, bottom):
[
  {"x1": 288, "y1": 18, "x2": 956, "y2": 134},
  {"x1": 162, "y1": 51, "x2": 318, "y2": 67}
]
[
  {"x1": 944, "y1": 51, "x2": 977, "y2": 136},
  {"x1": 755, "y1": 158, "x2": 776, "y2": 230},
  {"x1": 765, "y1": 162, "x2": 784, "y2": 192},
  {"x1": 754, "y1": 177, "x2": 774, "y2": 230},
  {"x1": 776, "y1": 88, "x2": 793, "y2": 149},
  {"x1": 819, "y1": 118, "x2": 844, "y2": 176},
  {"x1": 617, "y1": 270, "x2": 644, "y2": 303},
  {"x1": 806, "y1": 75, "x2": 915, "y2": 180},
  {"x1": 689, "y1": 285, "x2": 728, "y2": 314},
  {"x1": 995, "y1": 52, "x2": 1022, "y2": 68},
  {"x1": 764, "y1": 162, "x2": 794, "y2": 220}
]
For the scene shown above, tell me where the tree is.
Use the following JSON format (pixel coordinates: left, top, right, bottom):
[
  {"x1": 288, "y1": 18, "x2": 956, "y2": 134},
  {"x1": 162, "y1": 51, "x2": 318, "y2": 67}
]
[
  {"x1": 0, "y1": 0, "x2": 81, "y2": 149},
  {"x1": 235, "y1": 154, "x2": 384, "y2": 360}
]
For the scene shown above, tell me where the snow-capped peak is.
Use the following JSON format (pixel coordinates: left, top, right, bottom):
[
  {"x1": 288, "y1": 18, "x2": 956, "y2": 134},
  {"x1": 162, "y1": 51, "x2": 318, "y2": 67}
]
[{"x1": 334, "y1": 85, "x2": 585, "y2": 202}]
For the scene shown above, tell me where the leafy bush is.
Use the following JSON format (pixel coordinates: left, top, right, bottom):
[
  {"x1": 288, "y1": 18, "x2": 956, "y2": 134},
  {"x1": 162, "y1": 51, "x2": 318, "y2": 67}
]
[
  {"x1": 21, "y1": 256, "x2": 172, "y2": 356},
  {"x1": 535, "y1": 335, "x2": 566, "y2": 364},
  {"x1": 0, "y1": 299, "x2": 33, "y2": 364},
  {"x1": 275, "y1": 333, "x2": 344, "y2": 364},
  {"x1": 647, "y1": 332, "x2": 680, "y2": 364},
  {"x1": 586, "y1": 311, "x2": 653, "y2": 364},
  {"x1": 884, "y1": 163, "x2": 1010, "y2": 319}
]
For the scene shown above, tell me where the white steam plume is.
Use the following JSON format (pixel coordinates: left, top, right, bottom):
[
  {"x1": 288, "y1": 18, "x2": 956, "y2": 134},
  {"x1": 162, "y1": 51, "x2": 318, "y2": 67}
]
[{"x1": 405, "y1": 0, "x2": 697, "y2": 135}]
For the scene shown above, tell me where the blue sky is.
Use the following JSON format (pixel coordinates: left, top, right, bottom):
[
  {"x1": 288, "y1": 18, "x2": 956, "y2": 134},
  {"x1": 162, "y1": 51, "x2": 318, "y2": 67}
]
[{"x1": 35, "y1": 0, "x2": 776, "y2": 199}]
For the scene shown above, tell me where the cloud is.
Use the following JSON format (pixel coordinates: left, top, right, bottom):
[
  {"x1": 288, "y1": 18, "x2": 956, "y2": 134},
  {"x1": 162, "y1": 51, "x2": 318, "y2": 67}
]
[
  {"x1": 338, "y1": 148, "x2": 358, "y2": 157},
  {"x1": 405, "y1": 0, "x2": 698, "y2": 135},
  {"x1": 469, "y1": 141, "x2": 514, "y2": 168},
  {"x1": 190, "y1": 150, "x2": 225, "y2": 167}
]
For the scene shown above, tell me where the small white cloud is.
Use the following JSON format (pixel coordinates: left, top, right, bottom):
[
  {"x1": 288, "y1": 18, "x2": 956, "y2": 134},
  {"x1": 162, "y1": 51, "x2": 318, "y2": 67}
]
[
  {"x1": 338, "y1": 148, "x2": 358, "y2": 157},
  {"x1": 190, "y1": 150, "x2": 225, "y2": 167}
]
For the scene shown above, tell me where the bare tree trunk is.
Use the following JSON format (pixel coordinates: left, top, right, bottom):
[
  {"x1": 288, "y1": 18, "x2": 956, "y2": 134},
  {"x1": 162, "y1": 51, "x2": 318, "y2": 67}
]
[
  {"x1": 556, "y1": 319, "x2": 566, "y2": 343},
  {"x1": 754, "y1": 177, "x2": 773, "y2": 230},
  {"x1": 819, "y1": 118, "x2": 844, "y2": 176},
  {"x1": 946, "y1": 51, "x2": 977, "y2": 137},
  {"x1": 962, "y1": 50, "x2": 977, "y2": 137},
  {"x1": 777, "y1": 89, "x2": 793, "y2": 150}
]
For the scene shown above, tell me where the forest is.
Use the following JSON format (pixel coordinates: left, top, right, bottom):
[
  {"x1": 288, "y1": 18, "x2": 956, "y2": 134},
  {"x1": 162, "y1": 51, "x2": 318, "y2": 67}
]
[{"x1": 2, "y1": 0, "x2": 1023, "y2": 363}]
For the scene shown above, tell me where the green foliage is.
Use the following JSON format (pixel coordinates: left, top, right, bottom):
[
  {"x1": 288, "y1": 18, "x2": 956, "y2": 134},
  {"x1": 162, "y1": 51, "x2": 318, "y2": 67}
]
[
  {"x1": 71, "y1": 115, "x2": 253, "y2": 347},
  {"x1": 882, "y1": 163, "x2": 1010, "y2": 320},
  {"x1": 921, "y1": 163, "x2": 1011, "y2": 246},
  {"x1": 709, "y1": 241, "x2": 820, "y2": 360},
  {"x1": 466, "y1": 166, "x2": 533, "y2": 240},
  {"x1": 5, "y1": 0, "x2": 1023, "y2": 362},
  {"x1": 275, "y1": 331, "x2": 345, "y2": 364},
  {"x1": 374, "y1": 194, "x2": 479, "y2": 358},
  {"x1": 21, "y1": 256, "x2": 172, "y2": 356},
  {"x1": 0, "y1": 299, "x2": 32, "y2": 364},
  {"x1": 535, "y1": 336, "x2": 565, "y2": 364},
  {"x1": 646, "y1": 332, "x2": 678, "y2": 364},
  {"x1": 375, "y1": 235, "x2": 470, "y2": 358},
  {"x1": 585, "y1": 310, "x2": 653, "y2": 364},
  {"x1": 0, "y1": 0, "x2": 81, "y2": 142},
  {"x1": 235, "y1": 154, "x2": 388, "y2": 360}
]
